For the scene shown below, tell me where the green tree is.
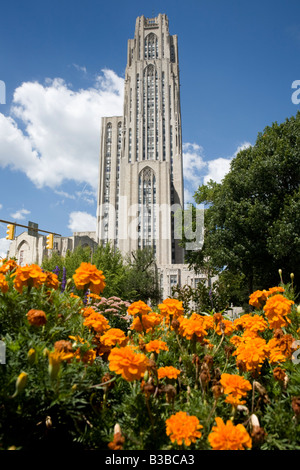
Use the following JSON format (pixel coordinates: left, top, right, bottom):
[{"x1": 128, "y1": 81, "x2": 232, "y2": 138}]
[
  {"x1": 189, "y1": 112, "x2": 300, "y2": 301},
  {"x1": 125, "y1": 247, "x2": 161, "y2": 304}
]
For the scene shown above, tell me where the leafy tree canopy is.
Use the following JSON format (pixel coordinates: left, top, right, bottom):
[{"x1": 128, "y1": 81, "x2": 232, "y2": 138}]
[{"x1": 188, "y1": 112, "x2": 300, "y2": 299}]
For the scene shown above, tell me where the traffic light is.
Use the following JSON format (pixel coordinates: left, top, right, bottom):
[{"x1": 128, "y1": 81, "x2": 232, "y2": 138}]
[
  {"x1": 6, "y1": 224, "x2": 15, "y2": 240},
  {"x1": 46, "y1": 233, "x2": 54, "y2": 249}
]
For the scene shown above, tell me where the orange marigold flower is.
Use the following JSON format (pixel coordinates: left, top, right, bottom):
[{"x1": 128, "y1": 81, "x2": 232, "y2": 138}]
[
  {"x1": 157, "y1": 366, "x2": 181, "y2": 380},
  {"x1": 130, "y1": 311, "x2": 162, "y2": 333},
  {"x1": 234, "y1": 313, "x2": 268, "y2": 336},
  {"x1": 273, "y1": 366, "x2": 287, "y2": 383},
  {"x1": 73, "y1": 262, "x2": 106, "y2": 295},
  {"x1": 81, "y1": 349, "x2": 96, "y2": 364},
  {"x1": 54, "y1": 340, "x2": 73, "y2": 354},
  {"x1": 232, "y1": 336, "x2": 268, "y2": 374},
  {"x1": 100, "y1": 328, "x2": 128, "y2": 347},
  {"x1": 12, "y1": 264, "x2": 45, "y2": 293},
  {"x1": 263, "y1": 294, "x2": 294, "y2": 329},
  {"x1": 166, "y1": 411, "x2": 203, "y2": 446},
  {"x1": 158, "y1": 298, "x2": 184, "y2": 318},
  {"x1": 127, "y1": 300, "x2": 152, "y2": 316},
  {"x1": 267, "y1": 333, "x2": 297, "y2": 364},
  {"x1": 220, "y1": 373, "x2": 252, "y2": 405},
  {"x1": 108, "y1": 345, "x2": 149, "y2": 382},
  {"x1": 178, "y1": 313, "x2": 208, "y2": 341},
  {"x1": 26, "y1": 309, "x2": 47, "y2": 326},
  {"x1": 81, "y1": 306, "x2": 97, "y2": 317},
  {"x1": 145, "y1": 339, "x2": 169, "y2": 354},
  {"x1": 208, "y1": 417, "x2": 252, "y2": 450},
  {"x1": 69, "y1": 292, "x2": 80, "y2": 299},
  {"x1": 267, "y1": 286, "x2": 285, "y2": 296},
  {"x1": 0, "y1": 258, "x2": 18, "y2": 274},
  {"x1": 83, "y1": 311, "x2": 110, "y2": 334},
  {"x1": 249, "y1": 290, "x2": 268, "y2": 309},
  {"x1": 43, "y1": 271, "x2": 59, "y2": 290},
  {"x1": 214, "y1": 318, "x2": 235, "y2": 336},
  {"x1": 0, "y1": 273, "x2": 9, "y2": 293}
]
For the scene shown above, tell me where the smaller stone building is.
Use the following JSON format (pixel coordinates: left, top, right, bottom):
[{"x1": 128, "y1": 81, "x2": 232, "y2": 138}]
[{"x1": 7, "y1": 231, "x2": 98, "y2": 266}]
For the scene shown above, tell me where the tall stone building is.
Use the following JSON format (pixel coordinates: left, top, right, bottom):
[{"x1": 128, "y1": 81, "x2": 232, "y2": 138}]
[{"x1": 96, "y1": 14, "x2": 184, "y2": 266}]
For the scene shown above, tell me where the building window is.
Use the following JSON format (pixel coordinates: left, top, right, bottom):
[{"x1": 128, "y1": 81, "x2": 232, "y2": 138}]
[
  {"x1": 144, "y1": 33, "x2": 158, "y2": 60},
  {"x1": 138, "y1": 167, "x2": 156, "y2": 251},
  {"x1": 103, "y1": 123, "x2": 112, "y2": 243},
  {"x1": 143, "y1": 64, "x2": 157, "y2": 161}
]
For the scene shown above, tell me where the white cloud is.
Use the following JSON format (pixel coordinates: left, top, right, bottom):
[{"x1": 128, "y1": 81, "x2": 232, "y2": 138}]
[
  {"x1": 0, "y1": 69, "x2": 124, "y2": 191},
  {"x1": 203, "y1": 141, "x2": 252, "y2": 185},
  {"x1": 182, "y1": 142, "x2": 206, "y2": 204},
  {"x1": 68, "y1": 211, "x2": 96, "y2": 232},
  {"x1": 182, "y1": 141, "x2": 252, "y2": 202},
  {"x1": 0, "y1": 238, "x2": 11, "y2": 259},
  {"x1": 10, "y1": 208, "x2": 31, "y2": 220}
]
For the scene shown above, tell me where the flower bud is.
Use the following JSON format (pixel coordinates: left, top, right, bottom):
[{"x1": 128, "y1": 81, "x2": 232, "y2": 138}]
[
  {"x1": 45, "y1": 416, "x2": 52, "y2": 429},
  {"x1": 297, "y1": 305, "x2": 300, "y2": 315},
  {"x1": 291, "y1": 273, "x2": 294, "y2": 280},
  {"x1": 27, "y1": 348, "x2": 36, "y2": 364},
  {"x1": 12, "y1": 372, "x2": 28, "y2": 398}
]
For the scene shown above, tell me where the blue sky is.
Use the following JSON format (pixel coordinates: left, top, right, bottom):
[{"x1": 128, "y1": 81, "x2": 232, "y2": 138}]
[{"x1": 1, "y1": 0, "x2": 300, "y2": 256}]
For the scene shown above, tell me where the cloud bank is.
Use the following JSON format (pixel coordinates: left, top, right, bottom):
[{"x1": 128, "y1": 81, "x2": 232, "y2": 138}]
[
  {"x1": 0, "y1": 69, "x2": 124, "y2": 191},
  {"x1": 183, "y1": 141, "x2": 252, "y2": 204}
]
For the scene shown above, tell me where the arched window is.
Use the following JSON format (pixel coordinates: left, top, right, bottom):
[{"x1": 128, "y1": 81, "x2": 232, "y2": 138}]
[
  {"x1": 103, "y1": 122, "x2": 112, "y2": 244},
  {"x1": 144, "y1": 33, "x2": 158, "y2": 60},
  {"x1": 138, "y1": 167, "x2": 156, "y2": 252},
  {"x1": 143, "y1": 65, "x2": 157, "y2": 161}
]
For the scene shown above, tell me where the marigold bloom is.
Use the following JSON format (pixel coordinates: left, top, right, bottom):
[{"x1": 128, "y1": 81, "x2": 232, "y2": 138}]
[
  {"x1": 157, "y1": 366, "x2": 181, "y2": 380},
  {"x1": 73, "y1": 262, "x2": 106, "y2": 295},
  {"x1": 0, "y1": 258, "x2": 18, "y2": 274},
  {"x1": 43, "y1": 271, "x2": 59, "y2": 289},
  {"x1": 127, "y1": 300, "x2": 152, "y2": 316},
  {"x1": 54, "y1": 340, "x2": 73, "y2": 354},
  {"x1": 12, "y1": 264, "x2": 45, "y2": 293},
  {"x1": 267, "y1": 333, "x2": 296, "y2": 364},
  {"x1": 158, "y1": 298, "x2": 184, "y2": 318},
  {"x1": 26, "y1": 309, "x2": 47, "y2": 326},
  {"x1": 81, "y1": 306, "x2": 98, "y2": 317},
  {"x1": 0, "y1": 273, "x2": 9, "y2": 293},
  {"x1": 145, "y1": 339, "x2": 169, "y2": 354},
  {"x1": 234, "y1": 314, "x2": 268, "y2": 336},
  {"x1": 263, "y1": 294, "x2": 294, "y2": 329},
  {"x1": 233, "y1": 336, "x2": 268, "y2": 374},
  {"x1": 267, "y1": 286, "x2": 285, "y2": 296},
  {"x1": 214, "y1": 318, "x2": 235, "y2": 336},
  {"x1": 178, "y1": 313, "x2": 208, "y2": 341},
  {"x1": 208, "y1": 417, "x2": 252, "y2": 450},
  {"x1": 273, "y1": 366, "x2": 287, "y2": 383},
  {"x1": 130, "y1": 311, "x2": 162, "y2": 333},
  {"x1": 108, "y1": 345, "x2": 149, "y2": 382},
  {"x1": 100, "y1": 328, "x2": 128, "y2": 348},
  {"x1": 83, "y1": 311, "x2": 110, "y2": 334},
  {"x1": 220, "y1": 373, "x2": 252, "y2": 406},
  {"x1": 165, "y1": 411, "x2": 203, "y2": 446},
  {"x1": 249, "y1": 290, "x2": 268, "y2": 309}
]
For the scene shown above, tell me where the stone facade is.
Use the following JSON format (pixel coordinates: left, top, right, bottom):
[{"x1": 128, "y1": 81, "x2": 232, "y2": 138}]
[
  {"x1": 96, "y1": 14, "x2": 184, "y2": 266},
  {"x1": 6, "y1": 14, "x2": 211, "y2": 302},
  {"x1": 7, "y1": 231, "x2": 97, "y2": 266}
]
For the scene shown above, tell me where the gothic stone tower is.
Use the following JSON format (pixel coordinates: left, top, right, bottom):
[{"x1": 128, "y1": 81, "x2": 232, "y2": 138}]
[{"x1": 96, "y1": 14, "x2": 184, "y2": 266}]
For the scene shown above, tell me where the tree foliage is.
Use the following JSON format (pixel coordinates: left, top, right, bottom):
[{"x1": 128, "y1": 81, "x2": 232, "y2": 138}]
[
  {"x1": 189, "y1": 112, "x2": 300, "y2": 300},
  {"x1": 42, "y1": 244, "x2": 160, "y2": 303}
]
